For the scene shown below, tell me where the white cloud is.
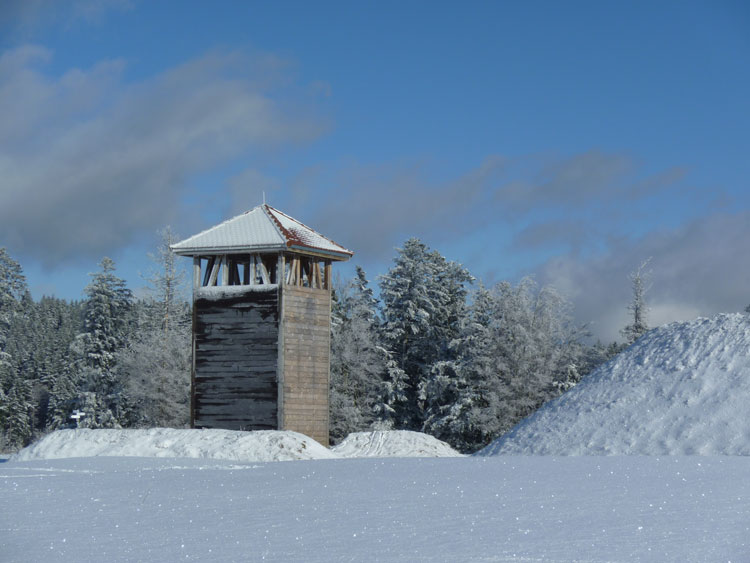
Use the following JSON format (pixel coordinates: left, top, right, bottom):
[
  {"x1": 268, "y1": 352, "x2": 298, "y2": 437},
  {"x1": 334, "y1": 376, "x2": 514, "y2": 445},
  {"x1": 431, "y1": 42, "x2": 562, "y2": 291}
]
[
  {"x1": 303, "y1": 155, "x2": 506, "y2": 261},
  {"x1": 536, "y1": 211, "x2": 750, "y2": 342},
  {"x1": 0, "y1": 0, "x2": 133, "y2": 34},
  {"x1": 0, "y1": 46, "x2": 325, "y2": 266}
]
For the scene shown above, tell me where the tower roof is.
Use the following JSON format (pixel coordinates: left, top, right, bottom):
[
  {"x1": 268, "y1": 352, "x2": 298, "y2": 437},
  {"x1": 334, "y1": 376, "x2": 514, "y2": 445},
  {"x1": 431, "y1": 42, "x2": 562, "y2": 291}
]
[{"x1": 171, "y1": 204, "x2": 353, "y2": 260}]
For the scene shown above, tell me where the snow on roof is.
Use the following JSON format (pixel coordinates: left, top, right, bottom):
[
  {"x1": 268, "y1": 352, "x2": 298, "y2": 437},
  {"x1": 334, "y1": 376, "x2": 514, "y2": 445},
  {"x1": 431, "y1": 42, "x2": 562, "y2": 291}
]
[{"x1": 171, "y1": 204, "x2": 353, "y2": 260}]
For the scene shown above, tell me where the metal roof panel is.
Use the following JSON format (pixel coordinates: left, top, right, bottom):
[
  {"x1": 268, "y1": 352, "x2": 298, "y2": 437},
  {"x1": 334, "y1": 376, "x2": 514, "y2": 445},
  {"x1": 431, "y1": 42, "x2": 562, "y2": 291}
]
[{"x1": 171, "y1": 205, "x2": 353, "y2": 260}]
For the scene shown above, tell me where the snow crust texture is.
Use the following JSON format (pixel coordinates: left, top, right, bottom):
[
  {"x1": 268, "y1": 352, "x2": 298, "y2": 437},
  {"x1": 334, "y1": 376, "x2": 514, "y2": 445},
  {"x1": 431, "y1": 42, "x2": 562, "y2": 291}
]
[
  {"x1": 481, "y1": 313, "x2": 750, "y2": 456},
  {"x1": 2, "y1": 456, "x2": 748, "y2": 562},
  {"x1": 331, "y1": 430, "x2": 463, "y2": 458},
  {"x1": 12, "y1": 428, "x2": 337, "y2": 462},
  {"x1": 12, "y1": 429, "x2": 460, "y2": 462}
]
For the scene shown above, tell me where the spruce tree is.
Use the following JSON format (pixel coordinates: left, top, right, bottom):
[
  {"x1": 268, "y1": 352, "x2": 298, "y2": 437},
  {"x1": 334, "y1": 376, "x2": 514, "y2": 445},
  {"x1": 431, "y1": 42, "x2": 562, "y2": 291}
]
[
  {"x1": 71, "y1": 257, "x2": 133, "y2": 427},
  {"x1": 0, "y1": 249, "x2": 28, "y2": 448},
  {"x1": 80, "y1": 257, "x2": 133, "y2": 372},
  {"x1": 2, "y1": 378, "x2": 33, "y2": 450},
  {"x1": 379, "y1": 239, "x2": 472, "y2": 430},
  {"x1": 0, "y1": 248, "x2": 26, "y2": 374},
  {"x1": 422, "y1": 283, "x2": 507, "y2": 452}
]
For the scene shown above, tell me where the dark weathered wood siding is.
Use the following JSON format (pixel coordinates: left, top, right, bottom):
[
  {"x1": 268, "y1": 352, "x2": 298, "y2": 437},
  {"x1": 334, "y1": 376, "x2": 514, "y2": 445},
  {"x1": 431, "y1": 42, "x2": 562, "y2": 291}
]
[
  {"x1": 192, "y1": 287, "x2": 279, "y2": 430},
  {"x1": 280, "y1": 285, "x2": 331, "y2": 445}
]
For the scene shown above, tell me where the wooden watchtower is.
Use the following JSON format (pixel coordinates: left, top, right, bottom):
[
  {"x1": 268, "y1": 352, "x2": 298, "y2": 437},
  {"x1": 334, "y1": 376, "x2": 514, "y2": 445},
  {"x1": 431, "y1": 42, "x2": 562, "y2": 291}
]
[{"x1": 171, "y1": 204, "x2": 352, "y2": 445}]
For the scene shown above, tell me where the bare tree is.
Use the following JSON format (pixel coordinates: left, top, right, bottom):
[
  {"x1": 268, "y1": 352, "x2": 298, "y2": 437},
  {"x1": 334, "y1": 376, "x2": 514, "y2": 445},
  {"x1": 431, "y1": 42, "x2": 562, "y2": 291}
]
[
  {"x1": 116, "y1": 227, "x2": 191, "y2": 428},
  {"x1": 144, "y1": 226, "x2": 187, "y2": 336},
  {"x1": 621, "y1": 258, "x2": 652, "y2": 345}
]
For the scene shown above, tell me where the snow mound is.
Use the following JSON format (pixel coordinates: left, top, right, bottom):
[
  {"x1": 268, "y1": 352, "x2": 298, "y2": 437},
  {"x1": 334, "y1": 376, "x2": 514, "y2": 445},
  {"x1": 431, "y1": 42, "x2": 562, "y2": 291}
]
[
  {"x1": 12, "y1": 429, "x2": 461, "y2": 462},
  {"x1": 332, "y1": 430, "x2": 463, "y2": 458},
  {"x1": 479, "y1": 313, "x2": 750, "y2": 456},
  {"x1": 11, "y1": 428, "x2": 337, "y2": 462}
]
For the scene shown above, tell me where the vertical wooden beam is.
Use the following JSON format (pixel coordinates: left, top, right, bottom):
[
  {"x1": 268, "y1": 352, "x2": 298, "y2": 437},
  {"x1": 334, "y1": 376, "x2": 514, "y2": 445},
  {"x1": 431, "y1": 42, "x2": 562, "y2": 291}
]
[
  {"x1": 286, "y1": 256, "x2": 295, "y2": 285},
  {"x1": 278, "y1": 253, "x2": 285, "y2": 287},
  {"x1": 193, "y1": 257, "x2": 201, "y2": 290},
  {"x1": 220, "y1": 255, "x2": 229, "y2": 286},
  {"x1": 295, "y1": 257, "x2": 301, "y2": 286},
  {"x1": 324, "y1": 260, "x2": 332, "y2": 291},
  {"x1": 250, "y1": 255, "x2": 257, "y2": 285},
  {"x1": 314, "y1": 262, "x2": 322, "y2": 289}
]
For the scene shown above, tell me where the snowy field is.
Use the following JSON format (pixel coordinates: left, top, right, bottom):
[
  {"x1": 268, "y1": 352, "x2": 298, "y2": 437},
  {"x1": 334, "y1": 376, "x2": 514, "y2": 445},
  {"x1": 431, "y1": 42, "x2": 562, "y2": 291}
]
[
  {"x1": 3, "y1": 454, "x2": 749, "y2": 562},
  {"x1": 4, "y1": 313, "x2": 750, "y2": 561}
]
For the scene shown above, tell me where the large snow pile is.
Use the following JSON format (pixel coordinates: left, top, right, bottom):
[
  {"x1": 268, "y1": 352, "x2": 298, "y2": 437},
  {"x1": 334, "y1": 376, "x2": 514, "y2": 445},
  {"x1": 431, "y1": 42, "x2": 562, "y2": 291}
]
[
  {"x1": 11, "y1": 428, "x2": 461, "y2": 462},
  {"x1": 12, "y1": 428, "x2": 337, "y2": 462},
  {"x1": 480, "y1": 313, "x2": 750, "y2": 456},
  {"x1": 332, "y1": 430, "x2": 462, "y2": 458}
]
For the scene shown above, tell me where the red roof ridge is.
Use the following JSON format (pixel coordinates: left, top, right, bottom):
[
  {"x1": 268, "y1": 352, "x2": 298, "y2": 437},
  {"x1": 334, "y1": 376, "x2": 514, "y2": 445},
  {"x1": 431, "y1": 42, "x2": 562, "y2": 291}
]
[
  {"x1": 261, "y1": 204, "x2": 296, "y2": 247},
  {"x1": 263, "y1": 204, "x2": 353, "y2": 256}
]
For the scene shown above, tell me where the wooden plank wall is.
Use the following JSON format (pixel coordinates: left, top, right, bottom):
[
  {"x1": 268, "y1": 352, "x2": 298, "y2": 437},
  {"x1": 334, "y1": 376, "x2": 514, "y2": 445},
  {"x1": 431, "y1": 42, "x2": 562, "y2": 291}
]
[
  {"x1": 280, "y1": 285, "x2": 331, "y2": 445},
  {"x1": 193, "y1": 288, "x2": 279, "y2": 430}
]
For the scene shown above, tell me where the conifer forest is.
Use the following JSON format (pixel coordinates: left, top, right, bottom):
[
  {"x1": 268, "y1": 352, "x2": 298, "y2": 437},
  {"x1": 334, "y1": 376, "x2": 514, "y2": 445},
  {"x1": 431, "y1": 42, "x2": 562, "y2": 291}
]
[{"x1": 0, "y1": 235, "x2": 623, "y2": 454}]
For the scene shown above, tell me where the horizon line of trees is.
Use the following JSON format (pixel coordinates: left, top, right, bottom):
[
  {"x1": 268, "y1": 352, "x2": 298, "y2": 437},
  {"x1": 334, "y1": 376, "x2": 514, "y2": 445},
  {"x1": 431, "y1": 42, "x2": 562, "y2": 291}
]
[
  {"x1": 1, "y1": 235, "x2": 665, "y2": 453},
  {"x1": 0, "y1": 229, "x2": 191, "y2": 452}
]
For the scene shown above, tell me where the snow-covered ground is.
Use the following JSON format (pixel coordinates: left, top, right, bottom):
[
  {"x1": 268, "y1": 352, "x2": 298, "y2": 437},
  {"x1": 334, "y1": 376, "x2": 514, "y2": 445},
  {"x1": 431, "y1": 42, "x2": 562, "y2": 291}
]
[
  {"x1": 4, "y1": 312, "x2": 750, "y2": 561},
  {"x1": 482, "y1": 313, "x2": 750, "y2": 456},
  {"x1": 2, "y1": 455, "x2": 748, "y2": 562}
]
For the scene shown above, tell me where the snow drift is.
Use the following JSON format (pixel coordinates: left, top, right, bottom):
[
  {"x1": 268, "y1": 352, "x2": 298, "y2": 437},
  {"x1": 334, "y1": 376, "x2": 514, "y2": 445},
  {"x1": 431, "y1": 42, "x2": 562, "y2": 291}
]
[
  {"x1": 11, "y1": 428, "x2": 461, "y2": 462},
  {"x1": 12, "y1": 428, "x2": 337, "y2": 462},
  {"x1": 332, "y1": 430, "x2": 462, "y2": 458},
  {"x1": 480, "y1": 313, "x2": 750, "y2": 455}
]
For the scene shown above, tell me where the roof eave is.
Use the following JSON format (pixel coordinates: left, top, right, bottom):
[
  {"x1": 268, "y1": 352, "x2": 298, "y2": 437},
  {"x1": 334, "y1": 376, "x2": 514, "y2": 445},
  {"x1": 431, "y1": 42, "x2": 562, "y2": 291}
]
[
  {"x1": 170, "y1": 244, "x2": 287, "y2": 257},
  {"x1": 286, "y1": 244, "x2": 353, "y2": 261}
]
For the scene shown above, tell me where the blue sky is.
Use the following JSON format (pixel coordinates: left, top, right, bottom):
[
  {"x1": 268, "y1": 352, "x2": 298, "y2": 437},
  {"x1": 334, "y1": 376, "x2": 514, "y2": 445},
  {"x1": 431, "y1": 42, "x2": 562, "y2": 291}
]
[{"x1": 1, "y1": 0, "x2": 748, "y2": 340}]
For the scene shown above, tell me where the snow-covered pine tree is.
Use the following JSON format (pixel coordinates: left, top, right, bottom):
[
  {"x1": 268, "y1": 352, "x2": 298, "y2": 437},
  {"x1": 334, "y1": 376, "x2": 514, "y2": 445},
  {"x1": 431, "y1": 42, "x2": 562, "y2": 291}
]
[
  {"x1": 79, "y1": 257, "x2": 133, "y2": 372},
  {"x1": 70, "y1": 257, "x2": 133, "y2": 427},
  {"x1": 379, "y1": 239, "x2": 472, "y2": 430},
  {"x1": 46, "y1": 362, "x2": 81, "y2": 430},
  {"x1": 0, "y1": 248, "x2": 26, "y2": 373},
  {"x1": 621, "y1": 258, "x2": 652, "y2": 345},
  {"x1": 1, "y1": 378, "x2": 33, "y2": 450},
  {"x1": 371, "y1": 351, "x2": 408, "y2": 429},
  {"x1": 329, "y1": 267, "x2": 389, "y2": 442},
  {"x1": 417, "y1": 258, "x2": 473, "y2": 436},
  {"x1": 421, "y1": 283, "x2": 509, "y2": 452},
  {"x1": 492, "y1": 277, "x2": 584, "y2": 425},
  {"x1": 0, "y1": 249, "x2": 29, "y2": 448}
]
